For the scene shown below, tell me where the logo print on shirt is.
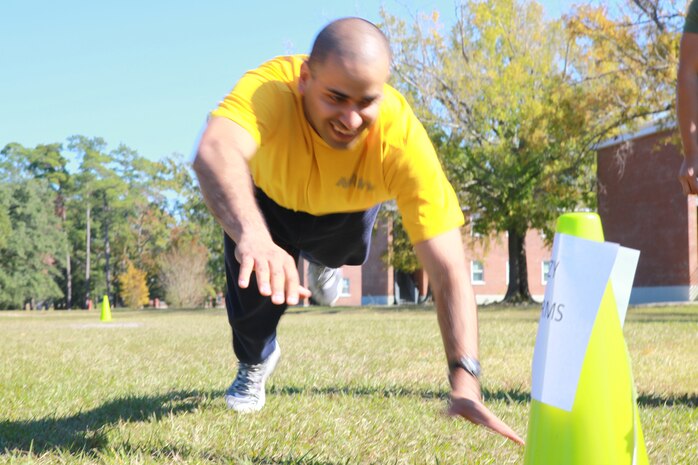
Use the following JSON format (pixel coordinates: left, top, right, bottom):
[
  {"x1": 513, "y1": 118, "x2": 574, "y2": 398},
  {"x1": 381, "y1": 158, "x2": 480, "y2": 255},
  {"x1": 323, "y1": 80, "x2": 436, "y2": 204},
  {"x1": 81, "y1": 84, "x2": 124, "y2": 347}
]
[{"x1": 336, "y1": 174, "x2": 375, "y2": 191}]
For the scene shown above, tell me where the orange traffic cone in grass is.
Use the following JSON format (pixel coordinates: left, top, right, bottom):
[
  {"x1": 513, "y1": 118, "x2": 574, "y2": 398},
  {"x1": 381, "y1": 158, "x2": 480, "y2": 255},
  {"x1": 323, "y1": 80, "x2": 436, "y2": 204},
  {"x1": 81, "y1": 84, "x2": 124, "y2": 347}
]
[{"x1": 100, "y1": 295, "x2": 112, "y2": 322}]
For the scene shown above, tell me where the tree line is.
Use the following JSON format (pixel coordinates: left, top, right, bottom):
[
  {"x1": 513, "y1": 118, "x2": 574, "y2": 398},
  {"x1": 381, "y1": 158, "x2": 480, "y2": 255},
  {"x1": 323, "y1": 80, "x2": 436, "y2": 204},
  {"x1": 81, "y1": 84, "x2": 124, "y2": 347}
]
[
  {"x1": 0, "y1": 1, "x2": 683, "y2": 308},
  {"x1": 0, "y1": 137, "x2": 222, "y2": 310}
]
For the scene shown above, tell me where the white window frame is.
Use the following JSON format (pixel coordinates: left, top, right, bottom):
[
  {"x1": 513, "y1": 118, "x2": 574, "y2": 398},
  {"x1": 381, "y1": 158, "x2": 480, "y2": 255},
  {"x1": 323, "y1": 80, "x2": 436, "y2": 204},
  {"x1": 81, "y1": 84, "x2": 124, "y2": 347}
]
[
  {"x1": 471, "y1": 260, "x2": 485, "y2": 284},
  {"x1": 541, "y1": 260, "x2": 552, "y2": 285},
  {"x1": 340, "y1": 277, "x2": 351, "y2": 297},
  {"x1": 469, "y1": 214, "x2": 482, "y2": 238}
]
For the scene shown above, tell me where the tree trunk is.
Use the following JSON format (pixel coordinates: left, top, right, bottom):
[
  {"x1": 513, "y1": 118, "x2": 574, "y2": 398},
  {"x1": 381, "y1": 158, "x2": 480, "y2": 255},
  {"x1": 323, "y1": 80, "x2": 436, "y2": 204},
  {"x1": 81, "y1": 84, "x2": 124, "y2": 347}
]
[
  {"x1": 61, "y1": 202, "x2": 72, "y2": 310},
  {"x1": 103, "y1": 195, "x2": 111, "y2": 303},
  {"x1": 503, "y1": 228, "x2": 533, "y2": 304},
  {"x1": 85, "y1": 203, "x2": 91, "y2": 308},
  {"x1": 66, "y1": 250, "x2": 72, "y2": 309}
]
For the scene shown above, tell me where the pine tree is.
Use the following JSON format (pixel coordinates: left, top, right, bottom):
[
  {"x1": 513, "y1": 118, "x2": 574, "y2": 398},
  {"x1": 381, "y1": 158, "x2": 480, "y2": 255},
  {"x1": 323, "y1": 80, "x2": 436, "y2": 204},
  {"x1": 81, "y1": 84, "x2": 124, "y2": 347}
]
[{"x1": 0, "y1": 152, "x2": 65, "y2": 309}]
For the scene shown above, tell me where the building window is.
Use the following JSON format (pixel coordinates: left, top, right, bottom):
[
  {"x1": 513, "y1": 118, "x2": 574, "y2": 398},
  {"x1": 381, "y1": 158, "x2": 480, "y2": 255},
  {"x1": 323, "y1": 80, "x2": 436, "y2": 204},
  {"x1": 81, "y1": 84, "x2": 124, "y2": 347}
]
[
  {"x1": 541, "y1": 260, "x2": 552, "y2": 285},
  {"x1": 471, "y1": 261, "x2": 485, "y2": 284},
  {"x1": 469, "y1": 214, "x2": 482, "y2": 238},
  {"x1": 340, "y1": 278, "x2": 351, "y2": 297}
]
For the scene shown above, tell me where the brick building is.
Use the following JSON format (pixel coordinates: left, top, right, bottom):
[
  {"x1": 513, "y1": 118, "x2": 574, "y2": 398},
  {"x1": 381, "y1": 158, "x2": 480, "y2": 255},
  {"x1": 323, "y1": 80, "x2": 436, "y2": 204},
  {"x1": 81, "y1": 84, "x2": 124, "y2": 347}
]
[
  {"x1": 597, "y1": 126, "x2": 695, "y2": 303},
  {"x1": 300, "y1": 217, "x2": 552, "y2": 306}
]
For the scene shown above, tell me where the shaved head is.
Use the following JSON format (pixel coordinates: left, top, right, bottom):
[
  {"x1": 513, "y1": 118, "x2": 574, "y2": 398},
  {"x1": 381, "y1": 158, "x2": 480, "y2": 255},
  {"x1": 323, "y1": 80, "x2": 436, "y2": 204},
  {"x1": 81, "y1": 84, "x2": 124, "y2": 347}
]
[
  {"x1": 308, "y1": 17, "x2": 391, "y2": 70},
  {"x1": 299, "y1": 18, "x2": 391, "y2": 149}
]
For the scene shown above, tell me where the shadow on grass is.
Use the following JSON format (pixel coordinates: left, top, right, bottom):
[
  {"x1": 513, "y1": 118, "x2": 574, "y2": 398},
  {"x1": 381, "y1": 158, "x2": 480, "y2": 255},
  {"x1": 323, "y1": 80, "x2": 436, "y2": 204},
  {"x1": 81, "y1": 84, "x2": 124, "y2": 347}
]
[
  {"x1": 0, "y1": 389, "x2": 213, "y2": 455},
  {"x1": 246, "y1": 454, "x2": 361, "y2": 465},
  {"x1": 270, "y1": 384, "x2": 698, "y2": 408},
  {"x1": 117, "y1": 443, "x2": 357, "y2": 465},
  {"x1": 626, "y1": 316, "x2": 698, "y2": 324},
  {"x1": 3, "y1": 383, "x2": 694, "y2": 459},
  {"x1": 286, "y1": 308, "x2": 346, "y2": 316},
  {"x1": 636, "y1": 392, "x2": 698, "y2": 408},
  {"x1": 269, "y1": 384, "x2": 531, "y2": 405},
  {"x1": 286, "y1": 305, "x2": 436, "y2": 316}
]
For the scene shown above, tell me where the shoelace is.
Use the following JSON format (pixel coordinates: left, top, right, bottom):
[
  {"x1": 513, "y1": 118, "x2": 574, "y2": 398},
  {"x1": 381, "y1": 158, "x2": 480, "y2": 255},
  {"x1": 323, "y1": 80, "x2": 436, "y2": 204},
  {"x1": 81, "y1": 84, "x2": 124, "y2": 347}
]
[
  {"x1": 231, "y1": 362, "x2": 266, "y2": 397},
  {"x1": 315, "y1": 268, "x2": 337, "y2": 288}
]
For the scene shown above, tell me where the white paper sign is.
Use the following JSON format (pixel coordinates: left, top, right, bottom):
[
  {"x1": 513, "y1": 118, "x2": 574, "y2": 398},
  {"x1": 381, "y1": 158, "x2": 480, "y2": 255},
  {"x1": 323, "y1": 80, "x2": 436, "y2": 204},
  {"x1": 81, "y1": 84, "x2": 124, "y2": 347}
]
[
  {"x1": 531, "y1": 233, "x2": 636, "y2": 411},
  {"x1": 609, "y1": 247, "x2": 640, "y2": 327}
]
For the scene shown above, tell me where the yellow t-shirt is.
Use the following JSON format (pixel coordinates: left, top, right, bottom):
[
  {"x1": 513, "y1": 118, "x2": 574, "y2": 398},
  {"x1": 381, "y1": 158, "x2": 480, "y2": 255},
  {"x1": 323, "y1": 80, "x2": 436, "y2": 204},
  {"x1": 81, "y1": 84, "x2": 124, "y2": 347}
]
[{"x1": 211, "y1": 55, "x2": 464, "y2": 244}]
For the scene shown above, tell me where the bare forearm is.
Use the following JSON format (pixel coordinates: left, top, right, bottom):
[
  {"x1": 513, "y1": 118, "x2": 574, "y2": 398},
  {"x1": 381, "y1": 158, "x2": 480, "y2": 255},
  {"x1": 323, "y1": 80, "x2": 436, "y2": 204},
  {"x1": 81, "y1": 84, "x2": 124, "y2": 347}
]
[
  {"x1": 677, "y1": 66, "x2": 698, "y2": 158},
  {"x1": 193, "y1": 117, "x2": 307, "y2": 303},
  {"x1": 193, "y1": 140, "x2": 269, "y2": 243},
  {"x1": 678, "y1": 33, "x2": 698, "y2": 159},
  {"x1": 432, "y1": 262, "x2": 479, "y2": 363},
  {"x1": 416, "y1": 234, "x2": 522, "y2": 444},
  {"x1": 414, "y1": 230, "x2": 479, "y2": 364}
]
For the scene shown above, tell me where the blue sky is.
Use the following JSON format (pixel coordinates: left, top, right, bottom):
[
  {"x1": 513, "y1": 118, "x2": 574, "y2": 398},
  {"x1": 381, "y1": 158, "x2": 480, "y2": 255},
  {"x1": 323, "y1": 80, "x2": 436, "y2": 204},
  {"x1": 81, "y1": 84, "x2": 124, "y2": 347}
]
[{"x1": 1, "y1": 0, "x2": 579, "y2": 164}]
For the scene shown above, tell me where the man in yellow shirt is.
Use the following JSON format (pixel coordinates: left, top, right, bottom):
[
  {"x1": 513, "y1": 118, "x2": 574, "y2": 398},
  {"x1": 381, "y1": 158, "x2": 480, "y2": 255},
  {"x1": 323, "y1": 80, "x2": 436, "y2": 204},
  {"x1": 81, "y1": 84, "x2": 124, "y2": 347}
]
[{"x1": 193, "y1": 17, "x2": 523, "y2": 445}]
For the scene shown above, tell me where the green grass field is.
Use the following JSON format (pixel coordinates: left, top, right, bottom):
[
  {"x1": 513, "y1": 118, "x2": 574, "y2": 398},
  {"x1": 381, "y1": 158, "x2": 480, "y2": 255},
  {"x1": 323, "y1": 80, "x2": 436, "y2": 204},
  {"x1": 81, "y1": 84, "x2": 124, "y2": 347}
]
[{"x1": 1, "y1": 304, "x2": 696, "y2": 464}]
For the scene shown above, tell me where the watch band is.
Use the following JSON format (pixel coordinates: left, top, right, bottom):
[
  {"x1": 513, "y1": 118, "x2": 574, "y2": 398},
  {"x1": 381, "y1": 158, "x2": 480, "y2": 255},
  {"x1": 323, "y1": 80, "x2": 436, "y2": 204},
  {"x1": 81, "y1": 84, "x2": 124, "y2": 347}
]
[{"x1": 449, "y1": 356, "x2": 481, "y2": 379}]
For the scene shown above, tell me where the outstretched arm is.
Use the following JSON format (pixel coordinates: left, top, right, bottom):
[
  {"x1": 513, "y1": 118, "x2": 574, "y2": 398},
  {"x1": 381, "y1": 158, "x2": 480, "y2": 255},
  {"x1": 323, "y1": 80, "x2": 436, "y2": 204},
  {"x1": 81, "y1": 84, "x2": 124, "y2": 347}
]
[
  {"x1": 193, "y1": 116, "x2": 310, "y2": 305},
  {"x1": 414, "y1": 228, "x2": 524, "y2": 445},
  {"x1": 677, "y1": 32, "x2": 698, "y2": 195}
]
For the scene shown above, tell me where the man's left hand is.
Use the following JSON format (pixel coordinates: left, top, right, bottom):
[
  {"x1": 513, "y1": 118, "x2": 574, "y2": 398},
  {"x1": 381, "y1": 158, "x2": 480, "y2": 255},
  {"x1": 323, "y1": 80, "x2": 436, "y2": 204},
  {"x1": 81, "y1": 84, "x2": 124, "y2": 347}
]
[{"x1": 447, "y1": 370, "x2": 525, "y2": 446}]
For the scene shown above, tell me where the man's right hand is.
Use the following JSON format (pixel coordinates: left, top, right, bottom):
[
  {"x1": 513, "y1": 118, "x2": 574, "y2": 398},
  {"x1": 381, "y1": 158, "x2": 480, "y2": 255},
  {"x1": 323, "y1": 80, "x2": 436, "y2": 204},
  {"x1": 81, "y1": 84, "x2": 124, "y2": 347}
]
[
  {"x1": 234, "y1": 234, "x2": 312, "y2": 306},
  {"x1": 193, "y1": 116, "x2": 312, "y2": 306}
]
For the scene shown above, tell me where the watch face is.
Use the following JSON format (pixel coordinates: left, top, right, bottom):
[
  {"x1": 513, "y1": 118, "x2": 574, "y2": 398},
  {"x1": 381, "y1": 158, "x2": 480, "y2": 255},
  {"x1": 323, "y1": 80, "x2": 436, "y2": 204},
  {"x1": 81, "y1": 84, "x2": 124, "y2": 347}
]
[
  {"x1": 461, "y1": 357, "x2": 481, "y2": 377},
  {"x1": 449, "y1": 356, "x2": 481, "y2": 378}
]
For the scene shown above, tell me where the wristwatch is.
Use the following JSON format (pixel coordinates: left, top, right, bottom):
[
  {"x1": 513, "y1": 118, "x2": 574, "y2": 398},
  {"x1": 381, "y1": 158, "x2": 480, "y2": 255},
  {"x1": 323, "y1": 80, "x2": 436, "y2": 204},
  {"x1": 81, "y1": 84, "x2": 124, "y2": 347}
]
[{"x1": 449, "y1": 356, "x2": 481, "y2": 379}]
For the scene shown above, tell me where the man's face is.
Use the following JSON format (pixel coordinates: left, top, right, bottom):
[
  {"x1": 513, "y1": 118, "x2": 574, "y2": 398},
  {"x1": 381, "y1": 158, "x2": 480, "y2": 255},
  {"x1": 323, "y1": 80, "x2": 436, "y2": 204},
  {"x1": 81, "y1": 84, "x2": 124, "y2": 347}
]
[{"x1": 299, "y1": 54, "x2": 389, "y2": 150}]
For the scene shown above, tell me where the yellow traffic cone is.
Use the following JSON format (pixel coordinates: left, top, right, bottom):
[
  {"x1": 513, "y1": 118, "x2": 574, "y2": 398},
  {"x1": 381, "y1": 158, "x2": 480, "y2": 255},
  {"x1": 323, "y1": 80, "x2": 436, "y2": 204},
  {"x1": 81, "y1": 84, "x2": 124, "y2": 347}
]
[
  {"x1": 524, "y1": 212, "x2": 648, "y2": 465},
  {"x1": 100, "y1": 295, "x2": 112, "y2": 322}
]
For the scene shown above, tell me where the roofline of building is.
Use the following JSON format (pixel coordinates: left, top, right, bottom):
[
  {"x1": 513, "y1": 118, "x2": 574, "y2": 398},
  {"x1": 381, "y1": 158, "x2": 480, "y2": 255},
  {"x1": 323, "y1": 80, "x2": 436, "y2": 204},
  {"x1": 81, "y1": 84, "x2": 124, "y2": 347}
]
[{"x1": 596, "y1": 121, "x2": 676, "y2": 150}]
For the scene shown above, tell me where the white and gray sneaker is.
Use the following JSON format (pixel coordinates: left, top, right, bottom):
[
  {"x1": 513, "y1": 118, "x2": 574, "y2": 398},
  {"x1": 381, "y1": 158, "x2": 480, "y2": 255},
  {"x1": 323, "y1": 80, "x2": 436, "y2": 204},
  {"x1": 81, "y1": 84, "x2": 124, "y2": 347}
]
[
  {"x1": 225, "y1": 342, "x2": 281, "y2": 413},
  {"x1": 307, "y1": 262, "x2": 342, "y2": 306}
]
